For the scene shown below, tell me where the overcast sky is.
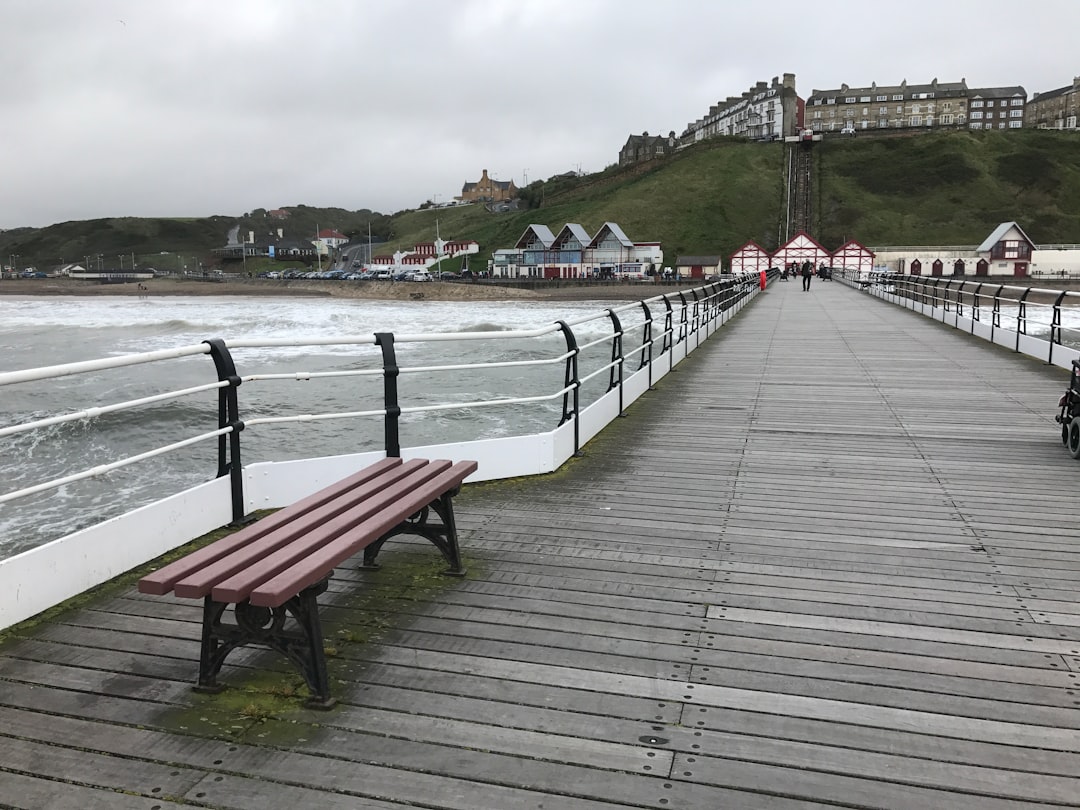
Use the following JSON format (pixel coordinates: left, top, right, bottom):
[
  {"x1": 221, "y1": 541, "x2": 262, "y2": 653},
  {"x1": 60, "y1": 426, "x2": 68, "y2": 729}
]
[{"x1": 2, "y1": 0, "x2": 1078, "y2": 229}]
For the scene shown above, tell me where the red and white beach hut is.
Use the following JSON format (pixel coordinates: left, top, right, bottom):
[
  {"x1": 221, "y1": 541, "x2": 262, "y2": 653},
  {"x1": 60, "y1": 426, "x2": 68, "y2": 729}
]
[
  {"x1": 831, "y1": 239, "x2": 875, "y2": 277},
  {"x1": 772, "y1": 232, "x2": 830, "y2": 272},
  {"x1": 729, "y1": 240, "x2": 772, "y2": 276}
]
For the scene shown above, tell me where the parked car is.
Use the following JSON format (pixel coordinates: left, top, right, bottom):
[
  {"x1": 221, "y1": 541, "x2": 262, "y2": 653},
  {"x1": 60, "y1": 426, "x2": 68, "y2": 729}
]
[
  {"x1": 410, "y1": 271, "x2": 434, "y2": 282},
  {"x1": 439, "y1": 271, "x2": 460, "y2": 280},
  {"x1": 374, "y1": 270, "x2": 393, "y2": 280}
]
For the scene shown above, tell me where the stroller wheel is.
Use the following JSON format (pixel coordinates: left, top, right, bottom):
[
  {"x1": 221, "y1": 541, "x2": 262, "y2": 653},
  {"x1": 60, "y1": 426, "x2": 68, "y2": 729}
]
[
  {"x1": 1063, "y1": 421, "x2": 1071, "y2": 447},
  {"x1": 1068, "y1": 420, "x2": 1080, "y2": 458}
]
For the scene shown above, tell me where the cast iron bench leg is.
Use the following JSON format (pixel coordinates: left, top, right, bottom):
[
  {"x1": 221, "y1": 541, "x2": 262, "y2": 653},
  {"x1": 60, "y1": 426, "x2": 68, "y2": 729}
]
[
  {"x1": 361, "y1": 489, "x2": 466, "y2": 576},
  {"x1": 195, "y1": 580, "x2": 337, "y2": 710}
]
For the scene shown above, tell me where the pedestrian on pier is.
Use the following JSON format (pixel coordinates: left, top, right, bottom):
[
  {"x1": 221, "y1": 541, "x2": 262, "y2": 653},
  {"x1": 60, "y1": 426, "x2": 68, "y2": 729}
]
[{"x1": 801, "y1": 260, "x2": 813, "y2": 291}]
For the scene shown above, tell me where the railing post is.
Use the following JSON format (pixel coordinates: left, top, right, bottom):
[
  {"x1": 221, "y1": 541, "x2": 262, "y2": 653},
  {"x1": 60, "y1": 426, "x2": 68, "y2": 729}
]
[
  {"x1": 556, "y1": 320, "x2": 582, "y2": 456},
  {"x1": 972, "y1": 283, "x2": 983, "y2": 326},
  {"x1": 1049, "y1": 290, "x2": 1068, "y2": 366},
  {"x1": 605, "y1": 309, "x2": 627, "y2": 417},
  {"x1": 943, "y1": 279, "x2": 953, "y2": 314},
  {"x1": 660, "y1": 296, "x2": 674, "y2": 359},
  {"x1": 991, "y1": 285, "x2": 1005, "y2": 344},
  {"x1": 374, "y1": 333, "x2": 400, "y2": 458},
  {"x1": 1015, "y1": 288, "x2": 1032, "y2": 352},
  {"x1": 203, "y1": 338, "x2": 247, "y2": 525},
  {"x1": 676, "y1": 292, "x2": 689, "y2": 345},
  {"x1": 638, "y1": 300, "x2": 656, "y2": 388},
  {"x1": 689, "y1": 289, "x2": 701, "y2": 348}
]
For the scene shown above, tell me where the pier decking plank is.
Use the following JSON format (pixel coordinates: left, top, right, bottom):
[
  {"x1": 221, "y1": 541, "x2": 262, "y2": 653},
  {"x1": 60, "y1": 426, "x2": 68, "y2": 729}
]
[{"x1": 3, "y1": 280, "x2": 1080, "y2": 808}]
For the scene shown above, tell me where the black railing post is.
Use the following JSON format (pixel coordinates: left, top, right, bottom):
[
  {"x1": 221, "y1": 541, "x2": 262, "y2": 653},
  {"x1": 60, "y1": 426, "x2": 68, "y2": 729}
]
[
  {"x1": 1049, "y1": 290, "x2": 1068, "y2": 366},
  {"x1": 943, "y1": 279, "x2": 954, "y2": 313},
  {"x1": 1016, "y1": 288, "x2": 1032, "y2": 352},
  {"x1": 676, "y1": 292, "x2": 689, "y2": 345},
  {"x1": 661, "y1": 296, "x2": 674, "y2": 359},
  {"x1": 639, "y1": 300, "x2": 656, "y2": 389},
  {"x1": 972, "y1": 283, "x2": 984, "y2": 326},
  {"x1": 556, "y1": 321, "x2": 582, "y2": 456},
  {"x1": 203, "y1": 338, "x2": 247, "y2": 525},
  {"x1": 374, "y1": 333, "x2": 400, "y2": 458},
  {"x1": 991, "y1": 285, "x2": 1005, "y2": 343},
  {"x1": 605, "y1": 310, "x2": 627, "y2": 416},
  {"x1": 690, "y1": 289, "x2": 701, "y2": 348}
]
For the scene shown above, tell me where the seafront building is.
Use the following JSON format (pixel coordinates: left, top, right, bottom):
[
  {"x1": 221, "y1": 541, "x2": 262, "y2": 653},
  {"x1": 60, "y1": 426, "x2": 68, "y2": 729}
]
[{"x1": 490, "y1": 222, "x2": 662, "y2": 279}]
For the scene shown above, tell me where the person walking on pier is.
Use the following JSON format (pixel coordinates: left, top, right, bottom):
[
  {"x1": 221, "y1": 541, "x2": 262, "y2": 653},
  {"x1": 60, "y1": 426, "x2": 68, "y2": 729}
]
[{"x1": 800, "y1": 260, "x2": 813, "y2": 291}]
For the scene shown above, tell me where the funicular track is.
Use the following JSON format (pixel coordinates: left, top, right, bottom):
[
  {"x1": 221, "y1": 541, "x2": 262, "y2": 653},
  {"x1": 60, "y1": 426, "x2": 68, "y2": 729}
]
[{"x1": 786, "y1": 140, "x2": 813, "y2": 239}]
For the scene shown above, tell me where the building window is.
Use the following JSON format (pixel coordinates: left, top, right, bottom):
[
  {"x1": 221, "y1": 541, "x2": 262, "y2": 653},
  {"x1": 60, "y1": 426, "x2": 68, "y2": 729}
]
[
  {"x1": 1011, "y1": 98, "x2": 1024, "y2": 106},
  {"x1": 845, "y1": 109, "x2": 855, "y2": 118},
  {"x1": 943, "y1": 102, "x2": 951, "y2": 111},
  {"x1": 892, "y1": 94, "x2": 903, "y2": 101},
  {"x1": 941, "y1": 114, "x2": 953, "y2": 124},
  {"x1": 987, "y1": 100, "x2": 995, "y2": 107},
  {"x1": 827, "y1": 98, "x2": 835, "y2": 104},
  {"x1": 879, "y1": 106, "x2": 887, "y2": 115},
  {"x1": 845, "y1": 96, "x2": 856, "y2": 103},
  {"x1": 876, "y1": 95, "x2": 887, "y2": 101},
  {"x1": 971, "y1": 100, "x2": 984, "y2": 108},
  {"x1": 911, "y1": 104, "x2": 921, "y2": 114},
  {"x1": 859, "y1": 96, "x2": 870, "y2": 103},
  {"x1": 1010, "y1": 110, "x2": 1023, "y2": 118},
  {"x1": 910, "y1": 116, "x2": 922, "y2": 126},
  {"x1": 896, "y1": 105, "x2": 903, "y2": 114},
  {"x1": 926, "y1": 116, "x2": 934, "y2": 127},
  {"x1": 999, "y1": 122, "x2": 1007, "y2": 129},
  {"x1": 971, "y1": 111, "x2": 983, "y2": 120},
  {"x1": 813, "y1": 110, "x2": 822, "y2": 119},
  {"x1": 970, "y1": 122, "x2": 982, "y2": 130},
  {"x1": 1009, "y1": 121, "x2": 1022, "y2": 128},
  {"x1": 829, "y1": 110, "x2": 835, "y2": 117},
  {"x1": 878, "y1": 118, "x2": 888, "y2": 128},
  {"x1": 1068, "y1": 116, "x2": 1077, "y2": 128}
]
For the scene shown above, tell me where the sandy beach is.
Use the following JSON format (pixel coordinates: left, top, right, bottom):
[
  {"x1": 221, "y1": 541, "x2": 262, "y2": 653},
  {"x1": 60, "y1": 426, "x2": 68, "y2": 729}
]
[{"x1": 0, "y1": 276, "x2": 672, "y2": 302}]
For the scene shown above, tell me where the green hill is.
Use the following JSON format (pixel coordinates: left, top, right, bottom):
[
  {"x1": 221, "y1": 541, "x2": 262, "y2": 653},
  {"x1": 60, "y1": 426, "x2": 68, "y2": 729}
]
[{"x1": 3, "y1": 130, "x2": 1079, "y2": 272}]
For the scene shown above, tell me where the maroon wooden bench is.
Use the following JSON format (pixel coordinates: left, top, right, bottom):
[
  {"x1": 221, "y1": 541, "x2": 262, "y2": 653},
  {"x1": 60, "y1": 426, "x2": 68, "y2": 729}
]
[{"x1": 138, "y1": 456, "x2": 478, "y2": 708}]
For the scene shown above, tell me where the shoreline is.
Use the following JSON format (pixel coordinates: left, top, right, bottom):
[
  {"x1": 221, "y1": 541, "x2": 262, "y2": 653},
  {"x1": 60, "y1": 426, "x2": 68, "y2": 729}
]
[{"x1": 0, "y1": 277, "x2": 669, "y2": 302}]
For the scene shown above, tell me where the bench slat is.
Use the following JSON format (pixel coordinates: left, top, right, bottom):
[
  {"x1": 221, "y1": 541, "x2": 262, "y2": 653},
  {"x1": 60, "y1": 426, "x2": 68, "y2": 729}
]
[
  {"x1": 170, "y1": 460, "x2": 452, "y2": 599},
  {"x1": 206, "y1": 460, "x2": 458, "y2": 603},
  {"x1": 138, "y1": 457, "x2": 421, "y2": 596},
  {"x1": 246, "y1": 460, "x2": 478, "y2": 607}
]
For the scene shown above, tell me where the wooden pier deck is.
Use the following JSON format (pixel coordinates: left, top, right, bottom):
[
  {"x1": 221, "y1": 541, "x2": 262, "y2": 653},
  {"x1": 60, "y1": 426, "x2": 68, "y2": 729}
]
[{"x1": 2, "y1": 278, "x2": 1080, "y2": 809}]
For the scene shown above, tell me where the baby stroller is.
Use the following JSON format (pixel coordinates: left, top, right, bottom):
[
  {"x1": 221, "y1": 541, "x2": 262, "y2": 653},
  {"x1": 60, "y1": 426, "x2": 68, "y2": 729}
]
[{"x1": 1057, "y1": 360, "x2": 1080, "y2": 456}]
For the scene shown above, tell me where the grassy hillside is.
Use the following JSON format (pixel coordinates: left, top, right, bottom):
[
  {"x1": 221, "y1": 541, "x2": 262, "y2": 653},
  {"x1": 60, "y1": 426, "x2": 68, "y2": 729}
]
[
  {"x1": 380, "y1": 138, "x2": 786, "y2": 266},
  {"x1": 4, "y1": 130, "x2": 1079, "y2": 271},
  {"x1": 814, "y1": 129, "x2": 1080, "y2": 247}
]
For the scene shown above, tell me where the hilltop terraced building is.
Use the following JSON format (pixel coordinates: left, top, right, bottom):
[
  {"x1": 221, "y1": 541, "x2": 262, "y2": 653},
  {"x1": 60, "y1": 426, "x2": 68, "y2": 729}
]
[
  {"x1": 1025, "y1": 76, "x2": 1080, "y2": 130},
  {"x1": 804, "y1": 78, "x2": 1026, "y2": 134}
]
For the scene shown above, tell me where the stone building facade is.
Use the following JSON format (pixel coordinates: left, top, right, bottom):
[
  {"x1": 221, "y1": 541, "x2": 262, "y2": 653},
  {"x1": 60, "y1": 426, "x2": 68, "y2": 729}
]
[{"x1": 1025, "y1": 76, "x2": 1080, "y2": 130}]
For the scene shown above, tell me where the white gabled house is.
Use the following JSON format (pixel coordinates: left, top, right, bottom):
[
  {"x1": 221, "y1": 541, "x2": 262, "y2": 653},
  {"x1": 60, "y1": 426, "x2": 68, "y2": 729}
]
[{"x1": 491, "y1": 222, "x2": 662, "y2": 279}]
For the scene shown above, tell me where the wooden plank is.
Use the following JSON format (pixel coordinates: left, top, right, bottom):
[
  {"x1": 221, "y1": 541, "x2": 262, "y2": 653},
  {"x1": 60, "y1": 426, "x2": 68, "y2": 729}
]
[{"x1": 4, "y1": 281, "x2": 1080, "y2": 807}]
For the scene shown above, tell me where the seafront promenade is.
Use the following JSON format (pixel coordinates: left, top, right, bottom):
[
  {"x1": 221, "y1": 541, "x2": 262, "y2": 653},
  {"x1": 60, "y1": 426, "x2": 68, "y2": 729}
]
[{"x1": 1, "y1": 278, "x2": 1079, "y2": 808}]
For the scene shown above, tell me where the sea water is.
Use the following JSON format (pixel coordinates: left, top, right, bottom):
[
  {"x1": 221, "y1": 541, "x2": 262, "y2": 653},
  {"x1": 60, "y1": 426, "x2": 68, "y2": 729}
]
[{"x1": 0, "y1": 294, "x2": 643, "y2": 557}]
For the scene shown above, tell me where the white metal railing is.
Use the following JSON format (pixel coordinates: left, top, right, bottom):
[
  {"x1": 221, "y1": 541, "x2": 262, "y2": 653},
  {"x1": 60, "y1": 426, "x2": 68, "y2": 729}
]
[
  {"x1": 838, "y1": 271, "x2": 1080, "y2": 370},
  {"x1": 0, "y1": 277, "x2": 763, "y2": 630}
]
